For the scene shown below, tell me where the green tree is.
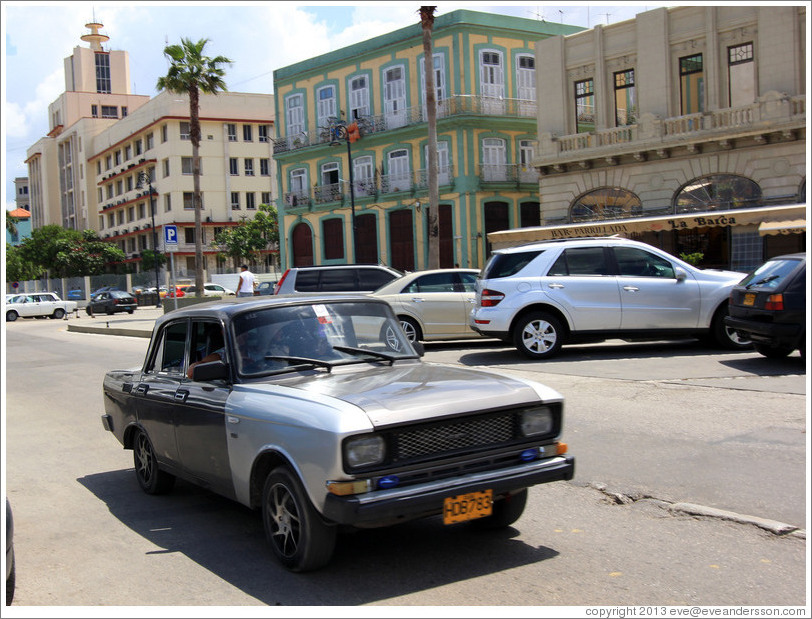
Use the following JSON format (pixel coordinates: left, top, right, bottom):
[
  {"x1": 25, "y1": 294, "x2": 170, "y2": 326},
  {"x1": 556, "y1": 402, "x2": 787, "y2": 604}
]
[
  {"x1": 52, "y1": 230, "x2": 126, "y2": 277},
  {"x1": 5, "y1": 244, "x2": 42, "y2": 282},
  {"x1": 140, "y1": 249, "x2": 168, "y2": 273},
  {"x1": 157, "y1": 37, "x2": 232, "y2": 297},
  {"x1": 214, "y1": 203, "x2": 279, "y2": 269}
]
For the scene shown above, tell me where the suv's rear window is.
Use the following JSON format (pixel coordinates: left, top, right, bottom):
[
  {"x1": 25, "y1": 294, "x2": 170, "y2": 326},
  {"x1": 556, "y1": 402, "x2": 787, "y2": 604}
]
[
  {"x1": 484, "y1": 250, "x2": 543, "y2": 279},
  {"x1": 739, "y1": 258, "x2": 802, "y2": 290}
]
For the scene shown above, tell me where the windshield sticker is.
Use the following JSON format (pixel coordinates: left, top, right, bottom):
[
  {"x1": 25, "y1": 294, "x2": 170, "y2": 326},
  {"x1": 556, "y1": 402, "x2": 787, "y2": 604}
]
[{"x1": 313, "y1": 304, "x2": 333, "y2": 324}]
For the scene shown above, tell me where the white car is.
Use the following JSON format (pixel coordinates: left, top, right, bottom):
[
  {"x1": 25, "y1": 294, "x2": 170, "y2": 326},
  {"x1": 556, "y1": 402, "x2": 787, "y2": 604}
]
[
  {"x1": 471, "y1": 237, "x2": 751, "y2": 358},
  {"x1": 372, "y1": 268, "x2": 484, "y2": 342},
  {"x1": 183, "y1": 283, "x2": 236, "y2": 297},
  {"x1": 6, "y1": 292, "x2": 78, "y2": 321}
]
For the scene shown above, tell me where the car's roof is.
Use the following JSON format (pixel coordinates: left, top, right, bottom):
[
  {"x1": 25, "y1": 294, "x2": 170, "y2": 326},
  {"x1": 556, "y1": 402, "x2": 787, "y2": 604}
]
[
  {"x1": 286, "y1": 264, "x2": 402, "y2": 273},
  {"x1": 154, "y1": 293, "x2": 387, "y2": 326},
  {"x1": 765, "y1": 252, "x2": 806, "y2": 262},
  {"x1": 495, "y1": 236, "x2": 646, "y2": 253}
]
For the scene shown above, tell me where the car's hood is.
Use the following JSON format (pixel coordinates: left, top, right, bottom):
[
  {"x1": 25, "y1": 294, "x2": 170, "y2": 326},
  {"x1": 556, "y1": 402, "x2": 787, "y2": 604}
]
[
  {"x1": 272, "y1": 361, "x2": 559, "y2": 428},
  {"x1": 694, "y1": 268, "x2": 747, "y2": 283}
]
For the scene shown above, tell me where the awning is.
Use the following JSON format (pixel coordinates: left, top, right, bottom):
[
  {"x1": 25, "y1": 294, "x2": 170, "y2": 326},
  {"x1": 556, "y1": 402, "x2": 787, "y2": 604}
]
[
  {"x1": 489, "y1": 204, "x2": 808, "y2": 249},
  {"x1": 758, "y1": 219, "x2": 807, "y2": 236}
]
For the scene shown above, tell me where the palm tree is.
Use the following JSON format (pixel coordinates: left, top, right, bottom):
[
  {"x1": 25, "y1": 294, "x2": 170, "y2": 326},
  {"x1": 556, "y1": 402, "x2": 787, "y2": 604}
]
[
  {"x1": 157, "y1": 38, "x2": 232, "y2": 296},
  {"x1": 419, "y1": 6, "x2": 440, "y2": 269}
]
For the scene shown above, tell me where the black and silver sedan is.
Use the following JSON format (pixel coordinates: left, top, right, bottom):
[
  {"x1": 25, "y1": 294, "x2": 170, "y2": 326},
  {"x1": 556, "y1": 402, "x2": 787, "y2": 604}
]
[{"x1": 86, "y1": 290, "x2": 138, "y2": 315}]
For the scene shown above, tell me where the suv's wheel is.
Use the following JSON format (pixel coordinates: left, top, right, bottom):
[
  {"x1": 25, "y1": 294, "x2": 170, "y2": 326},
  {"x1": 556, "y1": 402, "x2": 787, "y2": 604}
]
[
  {"x1": 711, "y1": 306, "x2": 751, "y2": 350},
  {"x1": 262, "y1": 466, "x2": 336, "y2": 572},
  {"x1": 398, "y1": 316, "x2": 421, "y2": 343},
  {"x1": 133, "y1": 430, "x2": 175, "y2": 494},
  {"x1": 753, "y1": 343, "x2": 795, "y2": 359},
  {"x1": 6, "y1": 310, "x2": 18, "y2": 322},
  {"x1": 473, "y1": 489, "x2": 528, "y2": 529},
  {"x1": 513, "y1": 312, "x2": 564, "y2": 359}
]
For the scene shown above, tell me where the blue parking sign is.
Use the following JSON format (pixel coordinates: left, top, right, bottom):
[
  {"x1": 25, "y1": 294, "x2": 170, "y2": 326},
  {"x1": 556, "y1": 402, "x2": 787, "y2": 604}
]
[{"x1": 164, "y1": 225, "x2": 178, "y2": 245}]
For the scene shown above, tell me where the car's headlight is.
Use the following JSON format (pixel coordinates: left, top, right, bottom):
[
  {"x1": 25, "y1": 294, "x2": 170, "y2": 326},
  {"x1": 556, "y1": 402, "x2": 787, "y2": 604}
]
[
  {"x1": 344, "y1": 434, "x2": 385, "y2": 468},
  {"x1": 520, "y1": 407, "x2": 554, "y2": 436}
]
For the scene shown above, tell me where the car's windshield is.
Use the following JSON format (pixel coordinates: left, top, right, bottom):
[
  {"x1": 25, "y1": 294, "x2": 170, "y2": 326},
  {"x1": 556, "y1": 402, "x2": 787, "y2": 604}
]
[
  {"x1": 740, "y1": 258, "x2": 801, "y2": 289},
  {"x1": 231, "y1": 301, "x2": 417, "y2": 377}
]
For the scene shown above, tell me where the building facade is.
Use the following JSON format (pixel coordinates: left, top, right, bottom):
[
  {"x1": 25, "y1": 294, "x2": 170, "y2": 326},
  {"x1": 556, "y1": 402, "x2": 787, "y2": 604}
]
[
  {"x1": 490, "y1": 5, "x2": 806, "y2": 272},
  {"x1": 24, "y1": 22, "x2": 276, "y2": 281},
  {"x1": 272, "y1": 10, "x2": 583, "y2": 271}
]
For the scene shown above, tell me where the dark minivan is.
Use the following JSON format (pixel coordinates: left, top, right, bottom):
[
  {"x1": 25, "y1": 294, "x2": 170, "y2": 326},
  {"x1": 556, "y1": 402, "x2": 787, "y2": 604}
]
[{"x1": 725, "y1": 253, "x2": 806, "y2": 359}]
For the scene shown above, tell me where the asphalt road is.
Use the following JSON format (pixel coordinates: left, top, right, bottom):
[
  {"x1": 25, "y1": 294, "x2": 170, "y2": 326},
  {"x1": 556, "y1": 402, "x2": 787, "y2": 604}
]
[{"x1": 2, "y1": 314, "x2": 808, "y2": 610}]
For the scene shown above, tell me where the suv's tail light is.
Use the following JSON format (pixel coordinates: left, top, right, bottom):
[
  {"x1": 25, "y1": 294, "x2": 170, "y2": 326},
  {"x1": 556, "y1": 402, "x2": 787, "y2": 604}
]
[
  {"x1": 764, "y1": 294, "x2": 784, "y2": 311},
  {"x1": 274, "y1": 269, "x2": 290, "y2": 294},
  {"x1": 480, "y1": 289, "x2": 505, "y2": 307}
]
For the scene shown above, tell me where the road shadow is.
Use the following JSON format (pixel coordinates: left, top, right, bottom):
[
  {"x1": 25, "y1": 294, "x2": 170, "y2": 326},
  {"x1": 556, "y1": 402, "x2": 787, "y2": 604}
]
[
  {"x1": 718, "y1": 353, "x2": 806, "y2": 375},
  {"x1": 78, "y1": 469, "x2": 558, "y2": 605}
]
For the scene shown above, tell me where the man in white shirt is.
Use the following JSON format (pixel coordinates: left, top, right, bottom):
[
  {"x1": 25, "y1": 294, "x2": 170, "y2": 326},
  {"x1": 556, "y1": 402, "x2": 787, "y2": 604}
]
[{"x1": 236, "y1": 264, "x2": 256, "y2": 297}]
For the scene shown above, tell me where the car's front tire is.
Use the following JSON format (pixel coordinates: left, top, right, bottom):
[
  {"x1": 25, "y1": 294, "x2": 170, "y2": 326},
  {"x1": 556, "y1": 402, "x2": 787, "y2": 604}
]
[
  {"x1": 6, "y1": 311, "x2": 18, "y2": 322},
  {"x1": 133, "y1": 430, "x2": 175, "y2": 495},
  {"x1": 473, "y1": 488, "x2": 528, "y2": 529},
  {"x1": 753, "y1": 343, "x2": 795, "y2": 359},
  {"x1": 513, "y1": 312, "x2": 564, "y2": 359},
  {"x1": 398, "y1": 316, "x2": 422, "y2": 343},
  {"x1": 262, "y1": 466, "x2": 336, "y2": 572}
]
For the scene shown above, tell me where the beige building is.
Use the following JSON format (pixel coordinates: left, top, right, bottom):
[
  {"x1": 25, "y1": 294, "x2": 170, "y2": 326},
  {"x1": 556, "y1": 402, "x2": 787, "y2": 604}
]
[
  {"x1": 90, "y1": 90, "x2": 275, "y2": 278},
  {"x1": 25, "y1": 22, "x2": 150, "y2": 231},
  {"x1": 24, "y1": 21, "x2": 276, "y2": 280},
  {"x1": 491, "y1": 5, "x2": 807, "y2": 272}
]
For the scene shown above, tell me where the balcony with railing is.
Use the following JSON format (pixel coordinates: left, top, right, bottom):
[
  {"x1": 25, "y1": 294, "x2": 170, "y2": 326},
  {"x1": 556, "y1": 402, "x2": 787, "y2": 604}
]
[
  {"x1": 540, "y1": 93, "x2": 806, "y2": 167},
  {"x1": 273, "y1": 94, "x2": 538, "y2": 155}
]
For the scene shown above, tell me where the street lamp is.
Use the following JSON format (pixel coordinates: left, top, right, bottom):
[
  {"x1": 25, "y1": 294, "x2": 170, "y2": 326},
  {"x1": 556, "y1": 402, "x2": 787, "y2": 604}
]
[
  {"x1": 136, "y1": 170, "x2": 162, "y2": 307},
  {"x1": 330, "y1": 120, "x2": 360, "y2": 261}
]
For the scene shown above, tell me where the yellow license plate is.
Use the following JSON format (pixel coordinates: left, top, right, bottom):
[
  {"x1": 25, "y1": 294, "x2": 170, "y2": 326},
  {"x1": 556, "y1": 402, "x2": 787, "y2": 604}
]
[
  {"x1": 743, "y1": 293, "x2": 756, "y2": 306},
  {"x1": 443, "y1": 489, "x2": 493, "y2": 524}
]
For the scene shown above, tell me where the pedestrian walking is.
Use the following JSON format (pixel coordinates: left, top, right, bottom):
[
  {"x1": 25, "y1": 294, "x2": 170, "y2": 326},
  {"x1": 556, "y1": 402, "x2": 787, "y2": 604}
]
[{"x1": 236, "y1": 264, "x2": 256, "y2": 297}]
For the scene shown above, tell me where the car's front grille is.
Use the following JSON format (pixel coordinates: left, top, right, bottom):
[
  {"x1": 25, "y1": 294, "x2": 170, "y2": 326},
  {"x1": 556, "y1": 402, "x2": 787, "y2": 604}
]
[{"x1": 394, "y1": 412, "x2": 515, "y2": 461}]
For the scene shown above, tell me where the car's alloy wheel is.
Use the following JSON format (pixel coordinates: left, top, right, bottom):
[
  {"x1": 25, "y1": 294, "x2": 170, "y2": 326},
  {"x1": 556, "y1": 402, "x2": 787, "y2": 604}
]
[
  {"x1": 133, "y1": 430, "x2": 175, "y2": 495},
  {"x1": 398, "y1": 316, "x2": 421, "y2": 343},
  {"x1": 262, "y1": 466, "x2": 336, "y2": 572},
  {"x1": 514, "y1": 312, "x2": 564, "y2": 359},
  {"x1": 712, "y1": 306, "x2": 751, "y2": 350}
]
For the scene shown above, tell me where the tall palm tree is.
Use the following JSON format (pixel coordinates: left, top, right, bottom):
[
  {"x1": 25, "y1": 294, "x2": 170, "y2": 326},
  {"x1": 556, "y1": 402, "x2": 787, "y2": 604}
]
[
  {"x1": 420, "y1": 6, "x2": 440, "y2": 269},
  {"x1": 157, "y1": 38, "x2": 232, "y2": 296}
]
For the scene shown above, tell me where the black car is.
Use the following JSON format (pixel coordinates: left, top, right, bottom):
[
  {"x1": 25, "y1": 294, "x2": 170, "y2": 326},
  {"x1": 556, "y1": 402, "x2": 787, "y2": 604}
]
[
  {"x1": 6, "y1": 498, "x2": 14, "y2": 605},
  {"x1": 725, "y1": 253, "x2": 806, "y2": 359},
  {"x1": 86, "y1": 290, "x2": 138, "y2": 315},
  {"x1": 256, "y1": 281, "x2": 276, "y2": 296}
]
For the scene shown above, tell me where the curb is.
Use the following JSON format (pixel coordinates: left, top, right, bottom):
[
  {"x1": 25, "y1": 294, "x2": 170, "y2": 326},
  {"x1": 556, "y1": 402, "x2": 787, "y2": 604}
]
[{"x1": 67, "y1": 323, "x2": 153, "y2": 338}]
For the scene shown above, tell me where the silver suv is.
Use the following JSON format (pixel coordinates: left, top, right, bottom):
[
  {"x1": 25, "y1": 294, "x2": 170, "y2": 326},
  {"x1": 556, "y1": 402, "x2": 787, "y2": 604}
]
[
  {"x1": 470, "y1": 237, "x2": 751, "y2": 359},
  {"x1": 274, "y1": 264, "x2": 402, "y2": 295}
]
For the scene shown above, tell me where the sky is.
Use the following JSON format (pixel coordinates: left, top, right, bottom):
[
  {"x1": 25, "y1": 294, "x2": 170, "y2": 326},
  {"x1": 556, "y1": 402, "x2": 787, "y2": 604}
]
[{"x1": 1, "y1": 1, "x2": 659, "y2": 212}]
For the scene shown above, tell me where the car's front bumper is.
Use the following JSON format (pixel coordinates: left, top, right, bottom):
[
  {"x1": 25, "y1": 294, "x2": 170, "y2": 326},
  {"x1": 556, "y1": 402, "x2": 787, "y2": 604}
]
[
  {"x1": 724, "y1": 315, "x2": 803, "y2": 347},
  {"x1": 322, "y1": 454, "x2": 574, "y2": 526}
]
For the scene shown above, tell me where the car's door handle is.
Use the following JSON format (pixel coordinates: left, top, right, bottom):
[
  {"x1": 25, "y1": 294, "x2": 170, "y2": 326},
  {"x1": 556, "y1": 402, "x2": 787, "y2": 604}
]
[
  {"x1": 174, "y1": 389, "x2": 190, "y2": 403},
  {"x1": 547, "y1": 283, "x2": 565, "y2": 289},
  {"x1": 623, "y1": 286, "x2": 640, "y2": 292},
  {"x1": 134, "y1": 384, "x2": 149, "y2": 395},
  {"x1": 227, "y1": 416, "x2": 240, "y2": 424},
  {"x1": 410, "y1": 297, "x2": 425, "y2": 302}
]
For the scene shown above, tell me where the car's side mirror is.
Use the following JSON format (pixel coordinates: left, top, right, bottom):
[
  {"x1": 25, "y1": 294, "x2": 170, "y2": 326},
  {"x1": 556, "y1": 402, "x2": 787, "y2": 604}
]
[
  {"x1": 411, "y1": 341, "x2": 425, "y2": 357},
  {"x1": 674, "y1": 267, "x2": 688, "y2": 282},
  {"x1": 191, "y1": 360, "x2": 230, "y2": 382}
]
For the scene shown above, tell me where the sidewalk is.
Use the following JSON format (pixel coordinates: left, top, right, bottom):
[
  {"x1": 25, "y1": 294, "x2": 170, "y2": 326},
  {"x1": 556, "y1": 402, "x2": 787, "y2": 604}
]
[{"x1": 65, "y1": 305, "x2": 166, "y2": 338}]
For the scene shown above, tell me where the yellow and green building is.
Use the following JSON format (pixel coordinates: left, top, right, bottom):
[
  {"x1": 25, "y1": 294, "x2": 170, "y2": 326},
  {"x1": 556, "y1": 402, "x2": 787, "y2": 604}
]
[{"x1": 272, "y1": 9, "x2": 583, "y2": 271}]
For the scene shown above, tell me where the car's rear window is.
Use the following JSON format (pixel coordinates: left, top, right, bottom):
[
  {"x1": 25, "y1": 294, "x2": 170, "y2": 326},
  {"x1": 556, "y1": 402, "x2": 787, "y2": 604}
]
[
  {"x1": 483, "y1": 250, "x2": 544, "y2": 279},
  {"x1": 294, "y1": 270, "x2": 320, "y2": 292},
  {"x1": 739, "y1": 258, "x2": 803, "y2": 290}
]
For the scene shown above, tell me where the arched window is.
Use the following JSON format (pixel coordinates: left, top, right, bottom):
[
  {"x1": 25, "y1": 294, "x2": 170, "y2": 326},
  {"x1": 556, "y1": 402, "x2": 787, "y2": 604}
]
[
  {"x1": 570, "y1": 188, "x2": 641, "y2": 222},
  {"x1": 674, "y1": 175, "x2": 761, "y2": 213}
]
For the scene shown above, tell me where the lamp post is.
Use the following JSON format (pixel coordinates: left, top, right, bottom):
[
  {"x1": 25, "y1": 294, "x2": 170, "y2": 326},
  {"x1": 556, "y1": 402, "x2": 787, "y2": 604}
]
[
  {"x1": 136, "y1": 170, "x2": 161, "y2": 307},
  {"x1": 330, "y1": 120, "x2": 359, "y2": 261}
]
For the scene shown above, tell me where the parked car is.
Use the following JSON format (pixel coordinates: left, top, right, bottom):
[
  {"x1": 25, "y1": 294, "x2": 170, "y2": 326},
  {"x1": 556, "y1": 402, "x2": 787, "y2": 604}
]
[
  {"x1": 165, "y1": 285, "x2": 188, "y2": 299},
  {"x1": 5, "y1": 292, "x2": 78, "y2": 322},
  {"x1": 725, "y1": 253, "x2": 806, "y2": 359},
  {"x1": 372, "y1": 268, "x2": 484, "y2": 342},
  {"x1": 183, "y1": 283, "x2": 236, "y2": 297},
  {"x1": 6, "y1": 498, "x2": 14, "y2": 605},
  {"x1": 86, "y1": 290, "x2": 138, "y2": 315},
  {"x1": 470, "y1": 237, "x2": 752, "y2": 359},
  {"x1": 101, "y1": 295, "x2": 574, "y2": 572},
  {"x1": 90, "y1": 285, "x2": 121, "y2": 299},
  {"x1": 274, "y1": 264, "x2": 402, "y2": 295},
  {"x1": 256, "y1": 281, "x2": 276, "y2": 296}
]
